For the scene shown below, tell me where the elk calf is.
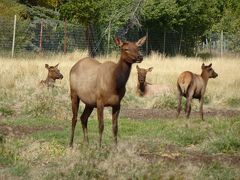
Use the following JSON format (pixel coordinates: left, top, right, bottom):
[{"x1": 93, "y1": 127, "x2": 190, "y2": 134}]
[
  {"x1": 40, "y1": 64, "x2": 63, "y2": 88},
  {"x1": 136, "y1": 65, "x2": 171, "y2": 97},
  {"x1": 177, "y1": 63, "x2": 218, "y2": 120},
  {"x1": 69, "y1": 36, "x2": 147, "y2": 147}
]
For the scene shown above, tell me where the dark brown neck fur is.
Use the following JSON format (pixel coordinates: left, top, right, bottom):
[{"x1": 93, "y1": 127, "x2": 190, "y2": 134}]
[
  {"x1": 115, "y1": 56, "x2": 132, "y2": 92},
  {"x1": 138, "y1": 82, "x2": 146, "y2": 96}
]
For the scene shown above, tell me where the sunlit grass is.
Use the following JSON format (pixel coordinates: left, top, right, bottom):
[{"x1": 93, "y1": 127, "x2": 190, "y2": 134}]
[{"x1": 0, "y1": 51, "x2": 240, "y2": 179}]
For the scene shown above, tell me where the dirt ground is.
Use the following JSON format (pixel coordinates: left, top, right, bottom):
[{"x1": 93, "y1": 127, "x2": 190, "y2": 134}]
[
  {"x1": 0, "y1": 124, "x2": 63, "y2": 137},
  {"x1": 0, "y1": 107, "x2": 239, "y2": 137},
  {"x1": 121, "y1": 107, "x2": 240, "y2": 120},
  {"x1": 139, "y1": 143, "x2": 240, "y2": 166}
]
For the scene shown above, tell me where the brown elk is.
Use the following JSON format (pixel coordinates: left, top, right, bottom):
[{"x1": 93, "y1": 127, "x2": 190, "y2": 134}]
[
  {"x1": 69, "y1": 36, "x2": 147, "y2": 147},
  {"x1": 136, "y1": 65, "x2": 171, "y2": 97},
  {"x1": 40, "y1": 64, "x2": 63, "y2": 88},
  {"x1": 177, "y1": 63, "x2": 218, "y2": 120}
]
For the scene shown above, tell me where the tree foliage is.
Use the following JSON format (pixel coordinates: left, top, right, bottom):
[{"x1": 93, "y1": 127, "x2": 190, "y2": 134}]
[{"x1": 2, "y1": 0, "x2": 240, "y2": 55}]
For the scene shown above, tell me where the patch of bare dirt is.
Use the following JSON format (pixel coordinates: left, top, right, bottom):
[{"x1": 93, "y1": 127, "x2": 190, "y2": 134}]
[
  {"x1": 139, "y1": 144, "x2": 240, "y2": 166},
  {"x1": 121, "y1": 107, "x2": 240, "y2": 120},
  {"x1": 0, "y1": 124, "x2": 63, "y2": 137}
]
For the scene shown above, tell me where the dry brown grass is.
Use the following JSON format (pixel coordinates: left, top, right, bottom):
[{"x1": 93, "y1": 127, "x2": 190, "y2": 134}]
[{"x1": 0, "y1": 51, "x2": 240, "y2": 118}]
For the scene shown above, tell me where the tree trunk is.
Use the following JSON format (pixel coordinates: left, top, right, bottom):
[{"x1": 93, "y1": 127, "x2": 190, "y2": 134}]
[{"x1": 85, "y1": 24, "x2": 96, "y2": 58}]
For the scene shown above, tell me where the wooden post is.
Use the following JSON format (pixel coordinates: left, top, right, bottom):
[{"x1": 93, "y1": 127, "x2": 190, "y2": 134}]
[
  {"x1": 146, "y1": 28, "x2": 149, "y2": 55},
  {"x1": 11, "y1": 15, "x2": 16, "y2": 58},
  {"x1": 220, "y1": 30, "x2": 223, "y2": 57},
  {"x1": 107, "y1": 22, "x2": 111, "y2": 57},
  {"x1": 178, "y1": 28, "x2": 183, "y2": 54},
  {"x1": 39, "y1": 19, "x2": 43, "y2": 51},
  {"x1": 64, "y1": 18, "x2": 67, "y2": 54}
]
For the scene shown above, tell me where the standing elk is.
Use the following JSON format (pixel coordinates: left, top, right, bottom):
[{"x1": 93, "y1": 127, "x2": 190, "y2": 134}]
[
  {"x1": 136, "y1": 65, "x2": 171, "y2": 97},
  {"x1": 40, "y1": 64, "x2": 63, "y2": 88},
  {"x1": 69, "y1": 36, "x2": 147, "y2": 147},
  {"x1": 177, "y1": 63, "x2": 218, "y2": 120}
]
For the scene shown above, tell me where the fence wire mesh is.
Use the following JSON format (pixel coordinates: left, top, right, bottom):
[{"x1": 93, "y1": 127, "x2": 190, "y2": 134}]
[{"x1": 0, "y1": 16, "x2": 237, "y2": 57}]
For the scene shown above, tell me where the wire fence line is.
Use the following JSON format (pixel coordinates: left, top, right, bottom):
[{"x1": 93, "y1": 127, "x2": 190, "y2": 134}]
[{"x1": 0, "y1": 16, "x2": 237, "y2": 58}]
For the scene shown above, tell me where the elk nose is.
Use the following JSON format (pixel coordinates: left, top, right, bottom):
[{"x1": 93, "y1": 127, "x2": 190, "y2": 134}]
[
  {"x1": 137, "y1": 55, "x2": 143, "y2": 62},
  {"x1": 60, "y1": 74, "x2": 64, "y2": 79}
]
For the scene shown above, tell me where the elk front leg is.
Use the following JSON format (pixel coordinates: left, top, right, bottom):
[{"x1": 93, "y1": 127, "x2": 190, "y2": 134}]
[
  {"x1": 80, "y1": 105, "x2": 94, "y2": 143},
  {"x1": 97, "y1": 101, "x2": 104, "y2": 147},
  {"x1": 112, "y1": 105, "x2": 120, "y2": 145}
]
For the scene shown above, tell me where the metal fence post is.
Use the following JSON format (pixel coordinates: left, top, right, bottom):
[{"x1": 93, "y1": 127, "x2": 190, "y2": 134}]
[{"x1": 11, "y1": 15, "x2": 16, "y2": 58}]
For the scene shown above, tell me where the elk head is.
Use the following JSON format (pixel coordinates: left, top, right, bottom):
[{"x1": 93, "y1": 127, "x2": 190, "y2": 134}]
[
  {"x1": 115, "y1": 36, "x2": 147, "y2": 64},
  {"x1": 45, "y1": 63, "x2": 64, "y2": 80},
  {"x1": 136, "y1": 65, "x2": 153, "y2": 84},
  {"x1": 201, "y1": 63, "x2": 218, "y2": 79}
]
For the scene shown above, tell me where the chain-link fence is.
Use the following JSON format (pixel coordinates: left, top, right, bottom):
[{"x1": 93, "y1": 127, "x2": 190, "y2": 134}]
[{"x1": 0, "y1": 16, "x2": 238, "y2": 57}]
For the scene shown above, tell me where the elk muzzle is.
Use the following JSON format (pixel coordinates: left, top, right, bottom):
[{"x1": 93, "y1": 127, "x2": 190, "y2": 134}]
[
  {"x1": 136, "y1": 55, "x2": 143, "y2": 63},
  {"x1": 212, "y1": 72, "x2": 218, "y2": 78}
]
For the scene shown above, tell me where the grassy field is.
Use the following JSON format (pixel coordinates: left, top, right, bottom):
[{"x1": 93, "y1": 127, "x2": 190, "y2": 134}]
[{"x1": 0, "y1": 52, "x2": 240, "y2": 179}]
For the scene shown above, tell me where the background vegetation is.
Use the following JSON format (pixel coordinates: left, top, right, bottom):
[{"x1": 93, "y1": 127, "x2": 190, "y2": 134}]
[{"x1": 1, "y1": 0, "x2": 240, "y2": 56}]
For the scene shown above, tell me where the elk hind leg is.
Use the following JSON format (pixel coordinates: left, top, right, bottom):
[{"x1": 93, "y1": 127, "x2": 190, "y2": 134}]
[
  {"x1": 186, "y1": 96, "x2": 192, "y2": 119},
  {"x1": 177, "y1": 86, "x2": 182, "y2": 117},
  {"x1": 199, "y1": 96, "x2": 204, "y2": 121},
  {"x1": 70, "y1": 91, "x2": 80, "y2": 147}
]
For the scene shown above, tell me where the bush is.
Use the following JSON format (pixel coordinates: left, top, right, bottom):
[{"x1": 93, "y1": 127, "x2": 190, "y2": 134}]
[{"x1": 153, "y1": 94, "x2": 178, "y2": 109}]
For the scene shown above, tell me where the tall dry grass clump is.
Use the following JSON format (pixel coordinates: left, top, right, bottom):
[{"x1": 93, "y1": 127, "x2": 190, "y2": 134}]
[{"x1": 0, "y1": 51, "x2": 240, "y2": 120}]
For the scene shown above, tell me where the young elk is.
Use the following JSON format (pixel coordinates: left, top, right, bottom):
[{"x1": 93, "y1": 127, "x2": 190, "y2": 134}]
[
  {"x1": 69, "y1": 36, "x2": 147, "y2": 147},
  {"x1": 177, "y1": 63, "x2": 218, "y2": 120},
  {"x1": 136, "y1": 65, "x2": 171, "y2": 97},
  {"x1": 40, "y1": 64, "x2": 63, "y2": 88}
]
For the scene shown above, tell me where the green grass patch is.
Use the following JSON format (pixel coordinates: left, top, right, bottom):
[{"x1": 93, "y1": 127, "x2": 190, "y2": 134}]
[
  {"x1": 9, "y1": 163, "x2": 29, "y2": 177},
  {"x1": 0, "y1": 106, "x2": 14, "y2": 116},
  {"x1": 226, "y1": 97, "x2": 240, "y2": 107},
  {"x1": 198, "y1": 162, "x2": 236, "y2": 180}
]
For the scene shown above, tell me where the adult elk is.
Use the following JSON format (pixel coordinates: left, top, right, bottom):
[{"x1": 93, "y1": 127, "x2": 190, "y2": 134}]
[
  {"x1": 69, "y1": 36, "x2": 147, "y2": 147},
  {"x1": 40, "y1": 64, "x2": 63, "y2": 88},
  {"x1": 177, "y1": 63, "x2": 218, "y2": 120},
  {"x1": 136, "y1": 65, "x2": 171, "y2": 97}
]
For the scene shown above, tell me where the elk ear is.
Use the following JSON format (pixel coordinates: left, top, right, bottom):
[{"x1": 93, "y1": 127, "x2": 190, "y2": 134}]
[
  {"x1": 201, "y1": 63, "x2": 205, "y2": 69},
  {"x1": 55, "y1": 63, "x2": 59, "y2": 68},
  {"x1": 148, "y1": 67, "x2": 153, "y2": 72},
  {"x1": 136, "y1": 35, "x2": 147, "y2": 47},
  {"x1": 45, "y1": 64, "x2": 49, "y2": 69},
  {"x1": 115, "y1": 37, "x2": 123, "y2": 47},
  {"x1": 208, "y1": 63, "x2": 212, "y2": 67}
]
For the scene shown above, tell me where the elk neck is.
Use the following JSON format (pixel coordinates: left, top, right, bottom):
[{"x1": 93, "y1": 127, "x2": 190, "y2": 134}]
[
  {"x1": 115, "y1": 55, "x2": 132, "y2": 91},
  {"x1": 138, "y1": 82, "x2": 146, "y2": 95},
  {"x1": 201, "y1": 71, "x2": 209, "y2": 85},
  {"x1": 45, "y1": 75, "x2": 56, "y2": 83}
]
